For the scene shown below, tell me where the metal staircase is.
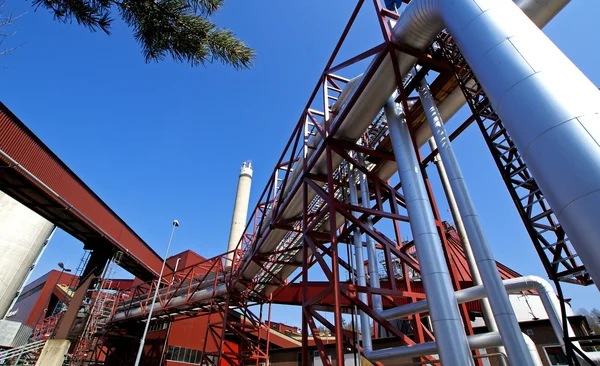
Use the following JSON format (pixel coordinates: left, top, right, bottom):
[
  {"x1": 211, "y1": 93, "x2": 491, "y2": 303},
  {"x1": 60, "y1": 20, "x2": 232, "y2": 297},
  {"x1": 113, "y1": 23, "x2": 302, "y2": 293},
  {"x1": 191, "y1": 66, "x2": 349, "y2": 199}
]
[
  {"x1": 70, "y1": 251, "x2": 122, "y2": 366},
  {"x1": 0, "y1": 340, "x2": 46, "y2": 365}
]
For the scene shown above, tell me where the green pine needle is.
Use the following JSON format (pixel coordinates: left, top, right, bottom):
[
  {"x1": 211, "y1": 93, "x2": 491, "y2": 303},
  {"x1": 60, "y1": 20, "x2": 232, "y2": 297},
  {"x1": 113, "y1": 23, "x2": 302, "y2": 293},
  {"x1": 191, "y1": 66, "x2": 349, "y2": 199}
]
[{"x1": 33, "y1": 0, "x2": 254, "y2": 68}]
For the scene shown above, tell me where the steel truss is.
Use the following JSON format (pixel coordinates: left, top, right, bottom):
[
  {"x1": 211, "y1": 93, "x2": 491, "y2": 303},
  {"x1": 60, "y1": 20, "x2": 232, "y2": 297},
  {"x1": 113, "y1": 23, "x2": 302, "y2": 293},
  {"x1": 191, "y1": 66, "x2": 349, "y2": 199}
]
[
  {"x1": 434, "y1": 32, "x2": 596, "y2": 366},
  {"x1": 101, "y1": 2, "x2": 600, "y2": 366}
]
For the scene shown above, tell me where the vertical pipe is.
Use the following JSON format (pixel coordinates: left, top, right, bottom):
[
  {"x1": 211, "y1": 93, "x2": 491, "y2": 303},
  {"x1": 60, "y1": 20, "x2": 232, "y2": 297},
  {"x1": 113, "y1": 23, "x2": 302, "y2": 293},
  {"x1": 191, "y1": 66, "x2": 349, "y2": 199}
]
[
  {"x1": 348, "y1": 167, "x2": 373, "y2": 352},
  {"x1": 428, "y1": 137, "x2": 507, "y2": 366},
  {"x1": 418, "y1": 78, "x2": 534, "y2": 366},
  {"x1": 357, "y1": 154, "x2": 383, "y2": 314},
  {"x1": 226, "y1": 162, "x2": 253, "y2": 268},
  {"x1": 385, "y1": 98, "x2": 474, "y2": 366}
]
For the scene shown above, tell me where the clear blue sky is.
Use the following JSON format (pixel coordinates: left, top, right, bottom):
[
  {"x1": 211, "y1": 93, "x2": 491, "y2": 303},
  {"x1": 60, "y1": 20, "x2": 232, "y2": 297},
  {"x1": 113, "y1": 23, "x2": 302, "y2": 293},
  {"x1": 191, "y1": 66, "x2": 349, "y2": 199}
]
[{"x1": 2, "y1": 0, "x2": 599, "y2": 327}]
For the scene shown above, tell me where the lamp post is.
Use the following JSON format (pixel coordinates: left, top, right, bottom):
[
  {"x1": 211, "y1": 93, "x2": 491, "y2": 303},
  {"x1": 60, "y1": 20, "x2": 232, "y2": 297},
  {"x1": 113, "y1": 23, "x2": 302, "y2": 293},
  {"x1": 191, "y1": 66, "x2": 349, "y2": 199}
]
[
  {"x1": 134, "y1": 219, "x2": 179, "y2": 366},
  {"x1": 52, "y1": 262, "x2": 72, "y2": 315}
]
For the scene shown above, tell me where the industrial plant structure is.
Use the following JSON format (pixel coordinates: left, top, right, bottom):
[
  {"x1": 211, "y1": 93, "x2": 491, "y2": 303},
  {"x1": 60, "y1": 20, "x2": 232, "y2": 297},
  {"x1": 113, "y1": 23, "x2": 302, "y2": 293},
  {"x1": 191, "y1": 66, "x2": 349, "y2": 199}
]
[{"x1": 1, "y1": 0, "x2": 600, "y2": 365}]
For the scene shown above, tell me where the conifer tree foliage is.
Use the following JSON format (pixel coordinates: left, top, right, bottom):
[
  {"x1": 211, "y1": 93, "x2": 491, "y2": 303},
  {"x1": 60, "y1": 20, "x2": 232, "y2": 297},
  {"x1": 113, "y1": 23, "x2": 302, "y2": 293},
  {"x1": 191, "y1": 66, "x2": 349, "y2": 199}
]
[{"x1": 32, "y1": 0, "x2": 254, "y2": 68}]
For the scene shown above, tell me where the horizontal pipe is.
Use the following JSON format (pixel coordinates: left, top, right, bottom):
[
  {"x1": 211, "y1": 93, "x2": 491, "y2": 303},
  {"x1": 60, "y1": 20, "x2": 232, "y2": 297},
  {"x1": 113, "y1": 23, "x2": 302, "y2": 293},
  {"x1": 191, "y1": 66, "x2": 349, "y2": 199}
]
[
  {"x1": 112, "y1": 284, "x2": 227, "y2": 322},
  {"x1": 380, "y1": 275, "x2": 600, "y2": 364},
  {"x1": 365, "y1": 332, "x2": 502, "y2": 362}
]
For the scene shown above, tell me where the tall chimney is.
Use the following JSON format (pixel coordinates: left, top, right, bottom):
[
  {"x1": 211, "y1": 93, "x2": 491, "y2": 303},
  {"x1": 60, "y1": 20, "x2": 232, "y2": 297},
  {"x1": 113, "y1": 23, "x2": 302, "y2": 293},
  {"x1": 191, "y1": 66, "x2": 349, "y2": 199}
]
[{"x1": 226, "y1": 161, "x2": 253, "y2": 268}]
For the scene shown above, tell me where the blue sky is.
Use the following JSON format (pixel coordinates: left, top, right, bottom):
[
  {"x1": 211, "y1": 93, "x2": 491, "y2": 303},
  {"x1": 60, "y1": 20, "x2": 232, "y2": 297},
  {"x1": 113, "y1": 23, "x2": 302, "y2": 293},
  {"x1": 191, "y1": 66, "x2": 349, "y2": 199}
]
[{"x1": 2, "y1": 0, "x2": 600, "y2": 327}]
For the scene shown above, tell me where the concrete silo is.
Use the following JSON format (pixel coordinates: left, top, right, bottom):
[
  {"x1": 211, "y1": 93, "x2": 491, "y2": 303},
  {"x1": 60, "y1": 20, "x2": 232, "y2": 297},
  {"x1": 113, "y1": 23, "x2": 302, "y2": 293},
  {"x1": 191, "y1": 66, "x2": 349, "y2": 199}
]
[{"x1": 0, "y1": 191, "x2": 55, "y2": 319}]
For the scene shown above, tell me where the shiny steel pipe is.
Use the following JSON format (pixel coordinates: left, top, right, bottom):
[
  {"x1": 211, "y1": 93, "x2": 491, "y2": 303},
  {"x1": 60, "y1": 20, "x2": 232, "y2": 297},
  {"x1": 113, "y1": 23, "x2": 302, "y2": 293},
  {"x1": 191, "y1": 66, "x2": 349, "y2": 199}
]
[
  {"x1": 427, "y1": 136, "x2": 507, "y2": 365},
  {"x1": 349, "y1": 168, "x2": 373, "y2": 352},
  {"x1": 358, "y1": 153, "x2": 383, "y2": 314},
  {"x1": 385, "y1": 98, "x2": 473, "y2": 365},
  {"x1": 380, "y1": 275, "x2": 600, "y2": 364},
  {"x1": 112, "y1": 284, "x2": 228, "y2": 322},
  {"x1": 419, "y1": 78, "x2": 531, "y2": 364},
  {"x1": 394, "y1": 0, "x2": 600, "y2": 292},
  {"x1": 366, "y1": 332, "x2": 542, "y2": 365},
  {"x1": 365, "y1": 332, "x2": 506, "y2": 362}
]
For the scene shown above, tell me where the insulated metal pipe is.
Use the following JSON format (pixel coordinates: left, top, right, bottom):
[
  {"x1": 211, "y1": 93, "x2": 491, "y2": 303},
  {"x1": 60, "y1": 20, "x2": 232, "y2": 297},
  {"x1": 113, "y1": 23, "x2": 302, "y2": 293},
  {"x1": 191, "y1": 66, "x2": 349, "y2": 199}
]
[
  {"x1": 226, "y1": 162, "x2": 253, "y2": 267},
  {"x1": 365, "y1": 331, "x2": 502, "y2": 362},
  {"x1": 349, "y1": 167, "x2": 373, "y2": 352},
  {"x1": 427, "y1": 137, "x2": 506, "y2": 365},
  {"x1": 418, "y1": 78, "x2": 532, "y2": 365},
  {"x1": 379, "y1": 275, "x2": 600, "y2": 363},
  {"x1": 385, "y1": 98, "x2": 473, "y2": 365},
  {"x1": 394, "y1": 0, "x2": 600, "y2": 292},
  {"x1": 358, "y1": 153, "x2": 383, "y2": 314}
]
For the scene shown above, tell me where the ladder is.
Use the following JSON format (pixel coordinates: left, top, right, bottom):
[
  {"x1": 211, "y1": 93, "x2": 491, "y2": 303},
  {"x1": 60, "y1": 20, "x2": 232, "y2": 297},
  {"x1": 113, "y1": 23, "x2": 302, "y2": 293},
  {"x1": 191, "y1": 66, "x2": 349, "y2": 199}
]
[{"x1": 70, "y1": 251, "x2": 122, "y2": 366}]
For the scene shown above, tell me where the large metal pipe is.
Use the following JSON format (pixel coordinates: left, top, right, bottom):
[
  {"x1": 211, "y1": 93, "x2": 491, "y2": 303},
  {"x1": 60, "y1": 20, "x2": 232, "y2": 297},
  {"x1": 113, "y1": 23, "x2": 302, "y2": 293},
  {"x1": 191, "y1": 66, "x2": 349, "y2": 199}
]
[
  {"x1": 366, "y1": 331, "x2": 501, "y2": 362},
  {"x1": 393, "y1": 0, "x2": 600, "y2": 290},
  {"x1": 366, "y1": 331, "x2": 542, "y2": 365},
  {"x1": 385, "y1": 98, "x2": 473, "y2": 365},
  {"x1": 348, "y1": 168, "x2": 373, "y2": 352},
  {"x1": 358, "y1": 154, "x2": 383, "y2": 314},
  {"x1": 419, "y1": 78, "x2": 532, "y2": 364},
  {"x1": 427, "y1": 136, "x2": 506, "y2": 364},
  {"x1": 112, "y1": 284, "x2": 228, "y2": 322},
  {"x1": 226, "y1": 162, "x2": 253, "y2": 267},
  {"x1": 380, "y1": 275, "x2": 600, "y2": 364}
]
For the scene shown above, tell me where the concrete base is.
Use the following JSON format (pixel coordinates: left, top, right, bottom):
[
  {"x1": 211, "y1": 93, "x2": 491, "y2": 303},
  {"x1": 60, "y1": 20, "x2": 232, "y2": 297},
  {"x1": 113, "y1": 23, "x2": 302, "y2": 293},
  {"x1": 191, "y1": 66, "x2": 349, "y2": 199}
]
[{"x1": 36, "y1": 339, "x2": 70, "y2": 366}]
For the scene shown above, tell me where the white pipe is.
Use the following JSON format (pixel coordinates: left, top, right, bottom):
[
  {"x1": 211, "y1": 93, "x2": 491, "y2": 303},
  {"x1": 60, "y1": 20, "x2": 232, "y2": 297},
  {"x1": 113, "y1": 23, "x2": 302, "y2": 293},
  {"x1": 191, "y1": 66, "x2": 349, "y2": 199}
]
[
  {"x1": 394, "y1": 0, "x2": 600, "y2": 293},
  {"x1": 385, "y1": 98, "x2": 473, "y2": 365},
  {"x1": 380, "y1": 275, "x2": 600, "y2": 364},
  {"x1": 428, "y1": 136, "x2": 506, "y2": 365},
  {"x1": 364, "y1": 331, "x2": 542, "y2": 364},
  {"x1": 349, "y1": 168, "x2": 373, "y2": 352},
  {"x1": 112, "y1": 284, "x2": 228, "y2": 322},
  {"x1": 365, "y1": 331, "x2": 501, "y2": 362},
  {"x1": 419, "y1": 77, "x2": 531, "y2": 364},
  {"x1": 357, "y1": 153, "x2": 383, "y2": 314}
]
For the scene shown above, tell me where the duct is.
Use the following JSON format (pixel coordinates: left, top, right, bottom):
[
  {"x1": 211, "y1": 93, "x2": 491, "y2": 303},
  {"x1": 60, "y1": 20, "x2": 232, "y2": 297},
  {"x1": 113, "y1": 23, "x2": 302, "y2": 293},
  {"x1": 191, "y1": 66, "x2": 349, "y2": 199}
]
[
  {"x1": 349, "y1": 168, "x2": 373, "y2": 352},
  {"x1": 394, "y1": 0, "x2": 600, "y2": 294},
  {"x1": 380, "y1": 275, "x2": 600, "y2": 364},
  {"x1": 111, "y1": 284, "x2": 228, "y2": 322},
  {"x1": 365, "y1": 331, "x2": 542, "y2": 364},
  {"x1": 427, "y1": 136, "x2": 507, "y2": 365},
  {"x1": 366, "y1": 331, "x2": 499, "y2": 362},
  {"x1": 419, "y1": 77, "x2": 532, "y2": 364},
  {"x1": 357, "y1": 153, "x2": 383, "y2": 314},
  {"x1": 236, "y1": 0, "x2": 571, "y2": 296},
  {"x1": 385, "y1": 98, "x2": 473, "y2": 365}
]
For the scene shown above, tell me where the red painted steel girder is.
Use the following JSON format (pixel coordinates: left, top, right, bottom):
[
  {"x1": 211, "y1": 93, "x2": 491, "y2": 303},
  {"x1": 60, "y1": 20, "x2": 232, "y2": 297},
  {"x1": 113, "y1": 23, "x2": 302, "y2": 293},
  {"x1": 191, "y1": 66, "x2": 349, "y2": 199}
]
[{"x1": 0, "y1": 102, "x2": 166, "y2": 280}]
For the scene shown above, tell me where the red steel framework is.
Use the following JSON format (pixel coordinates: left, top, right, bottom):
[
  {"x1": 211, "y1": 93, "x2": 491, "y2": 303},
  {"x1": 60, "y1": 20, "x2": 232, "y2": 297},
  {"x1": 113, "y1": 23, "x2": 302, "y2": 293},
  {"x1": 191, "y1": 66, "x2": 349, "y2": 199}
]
[
  {"x1": 0, "y1": 103, "x2": 165, "y2": 280},
  {"x1": 90, "y1": 1, "x2": 595, "y2": 365}
]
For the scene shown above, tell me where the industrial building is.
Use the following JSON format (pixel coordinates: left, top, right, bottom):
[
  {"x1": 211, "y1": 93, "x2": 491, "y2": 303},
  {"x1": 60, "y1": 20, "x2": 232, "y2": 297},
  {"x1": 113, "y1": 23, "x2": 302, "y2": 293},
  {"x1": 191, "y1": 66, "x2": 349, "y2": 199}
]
[{"x1": 1, "y1": 0, "x2": 600, "y2": 365}]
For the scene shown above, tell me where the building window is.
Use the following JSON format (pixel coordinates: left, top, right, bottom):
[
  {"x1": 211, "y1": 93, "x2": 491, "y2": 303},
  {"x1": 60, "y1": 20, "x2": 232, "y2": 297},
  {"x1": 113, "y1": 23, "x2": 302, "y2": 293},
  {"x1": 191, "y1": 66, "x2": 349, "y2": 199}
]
[
  {"x1": 148, "y1": 320, "x2": 169, "y2": 332},
  {"x1": 543, "y1": 345, "x2": 568, "y2": 366},
  {"x1": 166, "y1": 346, "x2": 201, "y2": 364}
]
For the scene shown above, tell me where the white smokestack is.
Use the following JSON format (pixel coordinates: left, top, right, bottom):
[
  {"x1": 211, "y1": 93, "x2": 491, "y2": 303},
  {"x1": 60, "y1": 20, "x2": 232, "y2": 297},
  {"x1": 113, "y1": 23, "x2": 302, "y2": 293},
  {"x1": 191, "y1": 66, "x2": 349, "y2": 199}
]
[{"x1": 226, "y1": 161, "x2": 253, "y2": 268}]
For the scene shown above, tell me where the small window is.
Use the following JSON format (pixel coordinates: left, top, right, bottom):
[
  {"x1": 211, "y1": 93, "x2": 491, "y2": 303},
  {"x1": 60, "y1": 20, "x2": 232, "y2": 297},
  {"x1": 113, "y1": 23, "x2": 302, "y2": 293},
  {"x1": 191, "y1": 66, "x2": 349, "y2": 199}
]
[
  {"x1": 526, "y1": 329, "x2": 534, "y2": 336},
  {"x1": 544, "y1": 345, "x2": 568, "y2": 366}
]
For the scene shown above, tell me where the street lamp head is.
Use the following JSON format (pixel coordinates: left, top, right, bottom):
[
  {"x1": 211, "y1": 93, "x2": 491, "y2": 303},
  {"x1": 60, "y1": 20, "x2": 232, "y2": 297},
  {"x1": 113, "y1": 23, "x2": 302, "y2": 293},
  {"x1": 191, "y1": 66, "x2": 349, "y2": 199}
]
[
  {"x1": 58, "y1": 262, "x2": 72, "y2": 272},
  {"x1": 173, "y1": 220, "x2": 180, "y2": 227}
]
